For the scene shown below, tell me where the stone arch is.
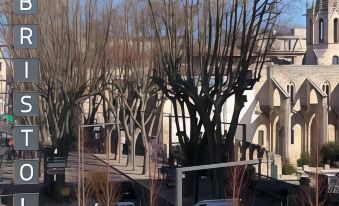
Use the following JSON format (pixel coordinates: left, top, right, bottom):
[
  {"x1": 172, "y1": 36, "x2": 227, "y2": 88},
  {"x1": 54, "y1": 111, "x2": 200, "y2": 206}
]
[
  {"x1": 255, "y1": 124, "x2": 267, "y2": 147},
  {"x1": 290, "y1": 124, "x2": 302, "y2": 163},
  {"x1": 333, "y1": 56, "x2": 339, "y2": 65},
  {"x1": 273, "y1": 88, "x2": 281, "y2": 107},
  {"x1": 310, "y1": 89, "x2": 318, "y2": 104},
  {"x1": 249, "y1": 145, "x2": 257, "y2": 160}
]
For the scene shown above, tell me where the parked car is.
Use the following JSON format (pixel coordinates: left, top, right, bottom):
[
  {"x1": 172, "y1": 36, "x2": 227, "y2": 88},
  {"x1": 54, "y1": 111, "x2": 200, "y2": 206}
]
[
  {"x1": 121, "y1": 181, "x2": 136, "y2": 199},
  {"x1": 115, "y1": 202, "x2": 135, "y2": 206},
  {"x1": 95, "y1": 202, "x2": 135, "y2": 206},
  {"x1": 193, "y1": 199, "x2": 240, "y2": 206}
]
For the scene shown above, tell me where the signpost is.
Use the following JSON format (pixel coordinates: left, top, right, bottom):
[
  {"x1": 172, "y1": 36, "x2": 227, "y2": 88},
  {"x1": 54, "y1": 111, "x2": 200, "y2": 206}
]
[
  {"x1": 46, "y1": 157, "x2": 66, "y2": 175},
  {"x1": 12, "y1": 0, "x2": 40, "y2": 205}
]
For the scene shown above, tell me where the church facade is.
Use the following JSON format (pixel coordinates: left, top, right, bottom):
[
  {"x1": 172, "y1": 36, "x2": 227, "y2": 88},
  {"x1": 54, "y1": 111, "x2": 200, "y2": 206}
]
[
  {"x1": 228, "y1": 0, "x2": 339, "y2": 164},
  {"x1": 162, "y1": 0, "x2": 339, "y2": 166}
]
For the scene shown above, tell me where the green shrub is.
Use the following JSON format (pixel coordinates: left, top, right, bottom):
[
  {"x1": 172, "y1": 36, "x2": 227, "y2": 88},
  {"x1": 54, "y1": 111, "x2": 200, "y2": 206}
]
[
  {"x1": 297, "y1": 153, "x2": 311, "y2": 167},
  {"x1": 321, "y1": 142, "x2": 339, "y2": 166},
  {"x1": 282, "y1": 159, "x2": 297, "y2": 175}
]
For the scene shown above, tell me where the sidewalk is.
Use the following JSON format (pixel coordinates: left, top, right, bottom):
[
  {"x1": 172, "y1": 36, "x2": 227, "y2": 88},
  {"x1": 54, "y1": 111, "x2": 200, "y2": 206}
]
[{"x1": 93, "y1": 154, "x2": 175, "y2": 206}]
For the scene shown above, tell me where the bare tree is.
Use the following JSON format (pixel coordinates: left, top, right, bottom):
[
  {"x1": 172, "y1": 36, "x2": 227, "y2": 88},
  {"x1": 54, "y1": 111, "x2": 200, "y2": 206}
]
[
  {"x1": 104, "y1": 0, "x2": 164, "y2": 175},
  {"x1": 148, "y1": 0, "x2": 282, "y2": 198},
  {"x1": 0, "y1": 0, "x2": 115, "y2": 201}
]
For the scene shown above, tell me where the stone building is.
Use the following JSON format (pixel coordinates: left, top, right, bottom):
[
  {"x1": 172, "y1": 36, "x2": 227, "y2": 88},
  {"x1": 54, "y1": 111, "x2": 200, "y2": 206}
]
[
  {"x1": 163, "y1": 0, "x2": 339, "y2": 167},
  {"x1": 229, "y1": 0, "x2": 339, "y2": 165}
]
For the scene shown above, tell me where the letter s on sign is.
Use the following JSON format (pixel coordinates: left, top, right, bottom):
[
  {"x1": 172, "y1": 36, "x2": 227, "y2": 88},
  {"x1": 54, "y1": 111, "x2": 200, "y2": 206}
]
[{"x1": 21, "y1": 95, "x2": 32, "y2": 113}]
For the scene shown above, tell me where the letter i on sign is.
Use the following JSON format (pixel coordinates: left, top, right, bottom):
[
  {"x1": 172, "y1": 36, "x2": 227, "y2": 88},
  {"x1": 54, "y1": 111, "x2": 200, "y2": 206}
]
[{"x1": 13, "y1": 193, "x2": 39, "y2": 206}]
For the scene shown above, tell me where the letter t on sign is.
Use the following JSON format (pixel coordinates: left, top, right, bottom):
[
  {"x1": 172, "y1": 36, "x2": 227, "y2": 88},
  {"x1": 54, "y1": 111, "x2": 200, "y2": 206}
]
[
  {"x1": 13, "y1": 0, "x2": 38, "y2": 14},
  {"x1": 14, "y1": 126, "x2": 39, "y2": 151}
]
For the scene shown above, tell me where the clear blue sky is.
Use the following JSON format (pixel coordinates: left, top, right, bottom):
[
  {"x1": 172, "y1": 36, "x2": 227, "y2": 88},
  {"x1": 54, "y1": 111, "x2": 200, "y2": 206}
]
[
  {"x1": 95, "y1": 0, "x2": 310, "y2": 28},
  {"x1": 282, "y1": 0, "x2": 315, "y2": 28}
]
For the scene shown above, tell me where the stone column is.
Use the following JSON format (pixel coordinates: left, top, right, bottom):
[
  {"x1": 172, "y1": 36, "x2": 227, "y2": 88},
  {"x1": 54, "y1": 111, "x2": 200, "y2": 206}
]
[
  {"x1": 319, "y1": 97, "x2": 328, "y2": 146},
  {"x1": 282, "y1": 97, "x2": 291, "y2": 159}
]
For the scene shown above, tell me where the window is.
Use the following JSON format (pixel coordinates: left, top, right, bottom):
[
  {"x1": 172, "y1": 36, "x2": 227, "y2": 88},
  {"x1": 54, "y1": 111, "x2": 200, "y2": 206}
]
[
  {"x1": 291, "y1": 129, "x2": 295, "y2": 144},
  {"x1": 258, "y1": 130, "x2": 264, "y2": 145},
  {"x1": 322, "y1": 81, "x2": 330, "y2": 103},
  {"x1": 287, "y1": 81, "x2": 295, "y2": 103},
  {"x1": 335, "y1": 19, "x2": 338, "y2": 43},
  {"x1": 319, "y1": 18, "x2": 324, "y2": 43},
  {"x1": 308, "y1": 19, "x2": 313, "y2": 44},
  {"x1": 333, "y1": 56, "x2": 339, "y2": 64}
]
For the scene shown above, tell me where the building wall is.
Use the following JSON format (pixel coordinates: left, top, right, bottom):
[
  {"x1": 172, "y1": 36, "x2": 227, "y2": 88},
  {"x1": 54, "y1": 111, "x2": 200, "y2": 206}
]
[
  {"x1": 0, "y1": 51, "x2": 7, "y2": 115},
  {"x1": 225, "y1": 65, "x2": 339, "y2": 164}
]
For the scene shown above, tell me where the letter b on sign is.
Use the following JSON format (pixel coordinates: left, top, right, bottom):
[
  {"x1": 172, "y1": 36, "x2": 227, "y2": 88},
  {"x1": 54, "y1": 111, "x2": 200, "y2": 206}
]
[
  {"x1": 13, "y1": 0, "x2": 38, "y2": 14},
  {"x1": 14, "y1": 160, "x2": 39, "y2": 184}
]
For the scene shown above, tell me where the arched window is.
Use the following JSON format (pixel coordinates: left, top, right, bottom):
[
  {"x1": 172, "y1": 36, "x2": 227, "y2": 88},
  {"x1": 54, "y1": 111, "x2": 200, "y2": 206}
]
[
  {"x1": 319, "y1": 18, "x2": 324, "y2": 43},
  {"x1": 287, "y1": 81, "x2": 295, "y2": 103},
  {"x1": 322, "y1": 81, "x2": 330, "y2": 104},
  {"x1": 335, "y1": 19, "x2": 338, "y2": 43},
  {"x1": 333, "y1": 56, "x2": 339, "y2": 64}
]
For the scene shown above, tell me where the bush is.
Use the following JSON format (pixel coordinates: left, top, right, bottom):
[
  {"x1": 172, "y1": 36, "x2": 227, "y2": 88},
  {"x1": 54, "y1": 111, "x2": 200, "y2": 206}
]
[
  {"x1": 282, "y1": 159, "x2": 297, "y2": 175},
  {"x1": 321, "y1": 142, "x2": 339, "y2": 166},
  {"x1": 297, "y1": 153, "x2": 311, "y2": 167}
]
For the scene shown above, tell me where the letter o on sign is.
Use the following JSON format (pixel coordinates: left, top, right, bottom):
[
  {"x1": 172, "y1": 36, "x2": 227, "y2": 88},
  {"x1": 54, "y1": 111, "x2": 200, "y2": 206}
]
[
  {"x1": 14, "y1": 160, "x2": 39, "y2": 184},
  {"x1": 20, "y1": 164, "x2": 34, "y2": 181}
]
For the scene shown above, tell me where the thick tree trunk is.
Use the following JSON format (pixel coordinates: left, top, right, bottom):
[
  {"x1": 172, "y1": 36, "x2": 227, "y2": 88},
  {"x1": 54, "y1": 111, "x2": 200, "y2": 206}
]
[
  {"x1": 142, "y1": 141, "x2": 150, "y2": 175},
  {"x1": 126, "y1": 138, "x2": 134, "y2": 167}
]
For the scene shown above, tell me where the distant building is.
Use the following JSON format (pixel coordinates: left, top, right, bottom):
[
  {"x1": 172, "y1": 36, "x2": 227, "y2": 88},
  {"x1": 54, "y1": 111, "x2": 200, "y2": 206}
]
[{"x1": 0, "y1": 49, "x2": 7, "y2": 115}]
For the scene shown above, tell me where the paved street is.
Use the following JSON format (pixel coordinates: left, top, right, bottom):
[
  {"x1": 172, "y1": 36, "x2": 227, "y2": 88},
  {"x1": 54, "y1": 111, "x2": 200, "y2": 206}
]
[
  {"x1": 0, "y1": 149, "x2": 138, "y2": 205},
  {"x1": 94, "y1": 153, "x2": 174, "y2": 206}
]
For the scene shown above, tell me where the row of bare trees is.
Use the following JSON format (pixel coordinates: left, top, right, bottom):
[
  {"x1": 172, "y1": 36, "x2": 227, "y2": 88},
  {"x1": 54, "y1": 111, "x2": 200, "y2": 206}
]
[{"x1": 0, "y1": 0, "x2": 287, "y2": 203}]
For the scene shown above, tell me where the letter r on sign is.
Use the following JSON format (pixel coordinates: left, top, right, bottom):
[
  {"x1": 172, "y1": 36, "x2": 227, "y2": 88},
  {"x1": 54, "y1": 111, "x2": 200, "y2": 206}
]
[{"x1": 13, "y1": 25, "x2": 38, "y2": 49}]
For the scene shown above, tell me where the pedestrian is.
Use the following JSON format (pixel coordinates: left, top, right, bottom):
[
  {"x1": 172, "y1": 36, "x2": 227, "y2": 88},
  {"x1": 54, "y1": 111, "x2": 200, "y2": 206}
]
[{"x1": 11, "y1": 145, "x2": 16, "y2": 160}]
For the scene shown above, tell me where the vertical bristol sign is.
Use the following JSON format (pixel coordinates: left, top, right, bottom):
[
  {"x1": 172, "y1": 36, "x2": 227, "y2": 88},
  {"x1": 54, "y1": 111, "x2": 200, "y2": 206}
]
[{"x1": 13, "y1": 0, "x2": 39, "y2": 206}]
